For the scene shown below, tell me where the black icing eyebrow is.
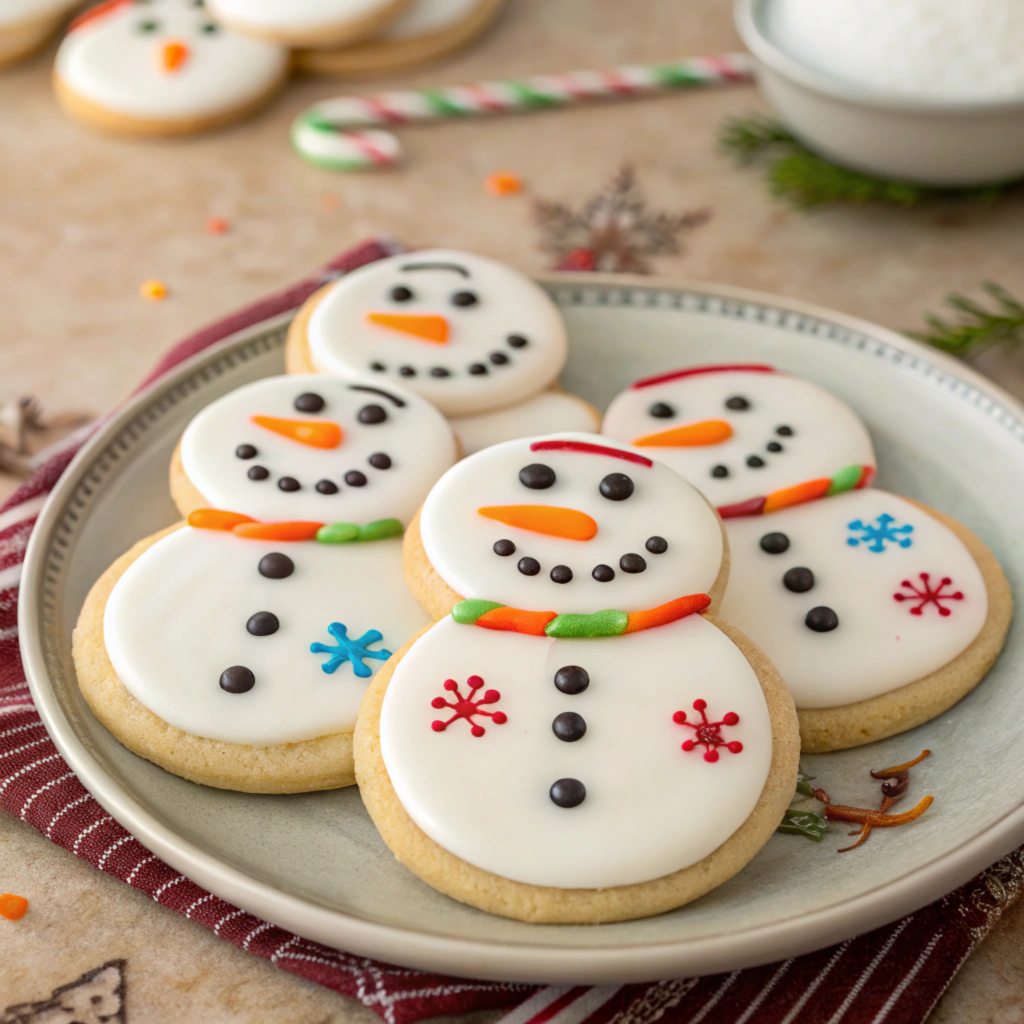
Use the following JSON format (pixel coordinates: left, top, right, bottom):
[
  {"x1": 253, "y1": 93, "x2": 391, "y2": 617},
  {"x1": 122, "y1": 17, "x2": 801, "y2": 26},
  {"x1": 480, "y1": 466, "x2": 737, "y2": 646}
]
[
  {"x1": 399, "y1": 262, "x2": 470, "y2": 277},
  {"x1": 348, "y1": 384, "x2": 407, "y2": 407}
]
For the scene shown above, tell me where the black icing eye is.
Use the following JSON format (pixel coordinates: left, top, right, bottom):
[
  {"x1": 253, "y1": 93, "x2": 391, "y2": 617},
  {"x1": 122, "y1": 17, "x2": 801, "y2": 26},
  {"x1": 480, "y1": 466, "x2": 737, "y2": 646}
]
[
  {"x1": 493, "y1": 539, "x2": 516, "y2": 556},
  {"x1": 519, "y1": 463, "x2": 555, "y2": 489},
  {"x1": 199, "y1": 21, "x2": 218, "y2": 33},
  {"x1": 507, "y1": 334, "x2": 528, "y2": 348},
  {"x1": 294, "y1": 392, "x2": 324, "y2": 413},
  {"x1": 777, "y1": 425, "x2": 794, "y2": 437},
  {"x1": 390, "y1": 285, "x2": 413, "y2": 302},
  {"x1": 137, "y1": 19, "x2": 159, "y2": 31},
  {"x1": 649, "y1": 402, "x2": 674, "y2": 419},
  {"x1": 711, "y1": 465, "x2": 729, "y2": 478},
  {"x1": 235, "y1": 444, "x2": 257, "y2": 460},
  {"x1": 599, "y1": 473, "x2": 634, "y2": 501},
  {"x1": 760, "y1": 531, "x2": 790, "y2": 554},
  {"x1": 370, "y1": 362, "x2": 386, "y2": 372},
  {"x1": 646, "y1": 536, "x2": 668, "y2": 554},
  {"x1": 358, "y1": 404, "x2": 387, "y2": 424},
  {"x1": 451, "y1": 290, "x2": 478, "y2": 307},
  {"x1": 726, "y1": 395, "x2": 750, "y2": 411}
]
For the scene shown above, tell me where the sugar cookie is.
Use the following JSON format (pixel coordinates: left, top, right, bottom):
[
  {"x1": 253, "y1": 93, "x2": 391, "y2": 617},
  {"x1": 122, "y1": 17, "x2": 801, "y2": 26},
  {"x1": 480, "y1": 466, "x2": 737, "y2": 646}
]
[
  {"x1": 0, "y1": 0, "x2": 79, "y2": 68},
  {"x1": 74, "y1": 373, "x2": 457, "y2": 792},
  {"x1": 286, "y1": 249, "x2": 600, "y2": 455},
  {"x1": 355, "y1": 433, "x2": 799, "y2": 922},
  {"x1": 54, "y1": 0, "x2": 290, "y2": 136}
]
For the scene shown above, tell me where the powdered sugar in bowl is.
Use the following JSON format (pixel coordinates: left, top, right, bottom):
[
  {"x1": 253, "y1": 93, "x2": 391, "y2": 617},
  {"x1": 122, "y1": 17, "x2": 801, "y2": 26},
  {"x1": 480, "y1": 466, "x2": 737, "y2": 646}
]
[{"x1": 736, "y1": 0, "x2": 1024, "y2": 186}]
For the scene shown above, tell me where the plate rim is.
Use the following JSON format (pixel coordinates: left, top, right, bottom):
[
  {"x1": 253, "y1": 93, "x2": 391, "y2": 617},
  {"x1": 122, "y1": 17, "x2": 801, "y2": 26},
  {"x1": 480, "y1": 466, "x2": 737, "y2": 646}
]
[{"x1": 19, "y1": 273, "x2": 1024, "y2": 985}]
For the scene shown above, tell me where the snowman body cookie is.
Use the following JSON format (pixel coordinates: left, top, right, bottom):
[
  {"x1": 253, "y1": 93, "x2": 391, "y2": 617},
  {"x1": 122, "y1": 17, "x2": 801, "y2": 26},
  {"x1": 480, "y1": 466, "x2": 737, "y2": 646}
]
[
  {"x1": 54, "y1": 0, "x2": 290, "y2": 135},
  {"x1": 0, "y1": 0, "x2": 79, "y2": 67},
  {"x1": 73, "y1": 374, "x2": 457, "y2": 793},
  {"x1": 603, "y1": 364, "x2": 1012, "y2": 751},
  {"x1": 287, "y1": 250, "x2": 600, "y2": 456},
  {"x1": 355, "y1": 434, "x2": 799, "y2": 923}
]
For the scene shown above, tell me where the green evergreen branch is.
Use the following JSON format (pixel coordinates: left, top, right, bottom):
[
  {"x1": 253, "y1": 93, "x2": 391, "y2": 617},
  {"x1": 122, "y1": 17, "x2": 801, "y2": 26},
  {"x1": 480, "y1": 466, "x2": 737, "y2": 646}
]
[{"x1": 909, "y1": 282, "x2": 1024, "y2": 356}]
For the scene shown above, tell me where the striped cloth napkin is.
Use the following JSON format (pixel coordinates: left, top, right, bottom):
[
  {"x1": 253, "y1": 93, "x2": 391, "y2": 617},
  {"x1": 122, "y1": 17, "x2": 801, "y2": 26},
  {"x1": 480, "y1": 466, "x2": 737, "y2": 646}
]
[{"x1": 3, "y1": 238, "x2": 1023, "y2": 1024}]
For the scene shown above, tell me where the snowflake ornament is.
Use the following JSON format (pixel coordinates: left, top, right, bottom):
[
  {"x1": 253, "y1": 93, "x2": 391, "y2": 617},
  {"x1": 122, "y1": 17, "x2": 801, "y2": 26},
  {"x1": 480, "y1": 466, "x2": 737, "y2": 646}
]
[
  {"x1": 673, "y1": 699, "x2": 743, "y2": 763},
  {"x1": 894, "y1": 572, "x2": 964, "y2": 616},
  {"x1": 847, "y1": 513, "x2": 915, "y2": 553},
  {"x1": 310, "y1": 622, "x2": 392, "y2": 677},
  {"x1": 431, "y1": 675, "x2": 507, "y2": 737}
]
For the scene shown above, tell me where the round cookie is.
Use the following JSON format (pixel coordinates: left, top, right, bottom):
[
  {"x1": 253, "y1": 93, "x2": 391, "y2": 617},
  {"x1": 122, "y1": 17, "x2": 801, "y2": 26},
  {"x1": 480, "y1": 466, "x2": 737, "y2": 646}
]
[
  {"x1": 354, "y1": 433, "x2": 799, "y2": 923},
  {"x1": 296, "y1": 0, "x2": 504, "y2": 77},
  {"x1": 602, "y1": 364, "x2": 876, "y2": 518},
  {"x1": 54, "y1": 0, "x2": 290, "y2": 136},
  {"x1": 286, "y1": 250, "x2": 600, "y2": 455},
  {"x1": 206, "y1": 0, "x2": 412, "y2": 48},
  {"x1": 74, "y1": 373, "x2": 457, "y2": 792},
  {"x1": 0, "y1": 0, "x2": 79, "y2": 68},
  {"x1": 720, "y1": 489, "x2": 1012, "y2": 752}
]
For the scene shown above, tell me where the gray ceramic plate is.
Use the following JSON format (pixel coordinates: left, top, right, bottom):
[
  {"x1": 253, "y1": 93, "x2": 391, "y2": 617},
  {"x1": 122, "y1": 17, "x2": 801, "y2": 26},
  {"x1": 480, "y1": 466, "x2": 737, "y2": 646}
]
[{"x1": 20, "y1": 275, "x2": 1024, "y2": 984}]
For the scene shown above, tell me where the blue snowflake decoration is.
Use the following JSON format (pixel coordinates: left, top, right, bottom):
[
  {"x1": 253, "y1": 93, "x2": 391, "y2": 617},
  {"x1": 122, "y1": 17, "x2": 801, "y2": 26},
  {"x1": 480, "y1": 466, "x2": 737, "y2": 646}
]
[
  {"x1": 846, "y1": 514, "x2": 914, "y2": 553},
  {"x1": 310, "y1": 623, "x2": 392, "y2": 678}
]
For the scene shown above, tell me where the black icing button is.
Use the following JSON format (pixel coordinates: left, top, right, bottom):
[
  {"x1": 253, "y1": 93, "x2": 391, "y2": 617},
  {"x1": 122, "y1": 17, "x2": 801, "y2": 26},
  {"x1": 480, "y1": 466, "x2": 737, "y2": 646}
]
[
  {"x1": 493, "y1": 538, "x2": 516, "y2": 556},
  {"x1": 552, "y1": 711, "x2": 587, "y2": 742},
  {"x1": 358, "y1": 404, "x2": 387, "y2": 424},
  {"x1": 619, "y1": 552, "x2": 646, "y2": 574},
  {"x1": 554, "y1": 665, "x2": 590, "y2": 694},
  {"x1": 220, "y1": 665, "x2": 255, "y2": 694},
  {"x1": 783, "y1": 567, "x2": 815, "y2": 593},
  {"x1": 746, "y1": 455, "x2": 765, "y2": 468},
  {"x1": 805, "y1": 606, "x2": 839, "y2": 632},
  {"x1": 519, "y1": 463, "x2": 556, "y2": 489},
  {"x1": 599, "y1": 473, "x2": 634, "y2": 501},
  {"x1": 316, "y1": 479, "x2": 339, "y2": 494},
  {"x1": 507, "y1": 334, "x2": 528, "y2": 348},
  {"x1": 344, "y1": 470, "x2": 368, "y2": 487},
  {"x1": 235, "y1": 444, "x2": 257, "y2": 460},
  {"x1": 760, "y1": 531, "x2": 790, "y2": 555},
  {"x1": 711, "y1": 465, "x2": 729, "y2": 478},
  {"x1": 278, "y1": 476, "x2": 300, "y2": 492},
  {"x1": 550, "y1": 564, "x2": 573, "y2": 584},
  {"x1": 247, "y1": 465, "x2": 269, "y2": 481},
  {"x1": 592, "y1": 564, "x2": 615, "y2": 582},
  {"x1": 646, "y1": 536, "x2": 668, "y2": 554},
  {"x1": 294, "y1": 392, "x2": 324, "y2": 413},
  {"x1": 246, "y1": 611, "x2": 279, "y2": 636},
  {"x1": 369, "y1": 452, "x2": 392, "y2": 470},
  {"x1": 258, "y1": 552, "x2": 294, "y2": 579},
  {"x1": 518, "y1": 556, "x2": 541, "y2": 576},
  {"x1": 550, "y1": 778, "x2": 586, "y2": 808}
]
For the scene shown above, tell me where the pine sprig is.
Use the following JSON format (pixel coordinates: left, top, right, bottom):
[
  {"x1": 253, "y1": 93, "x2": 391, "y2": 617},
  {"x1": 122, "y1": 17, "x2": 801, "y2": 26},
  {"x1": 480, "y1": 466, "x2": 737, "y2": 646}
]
[
  {"x1": 909, "y1": 282, "x2": 1024, "y2": 356},
  {"x1": 720, "y1": 114, "x2": 1018, "y2": 208}
]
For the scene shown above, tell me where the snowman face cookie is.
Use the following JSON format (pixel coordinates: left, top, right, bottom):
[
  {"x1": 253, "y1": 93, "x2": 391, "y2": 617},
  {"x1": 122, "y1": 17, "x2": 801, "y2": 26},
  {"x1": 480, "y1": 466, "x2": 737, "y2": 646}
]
[
  {"x1": 303, "y1": 250, "x2": 569, "y2": 418},
  {"x1": 179, "y1": 373, "x2": 457, "y2": 525},
  {"x1": 602, "y1": 365, "x2": 876, "y2": 516},
  {"x1": 55, "y1": 0, "x2": 289, "y2": 127},
  {"x1": 419, "y1": 433, "x2": 724, "y2": 614},
  {"x1": 207, "y1": 0, "x2": 410, "y2": 47}
]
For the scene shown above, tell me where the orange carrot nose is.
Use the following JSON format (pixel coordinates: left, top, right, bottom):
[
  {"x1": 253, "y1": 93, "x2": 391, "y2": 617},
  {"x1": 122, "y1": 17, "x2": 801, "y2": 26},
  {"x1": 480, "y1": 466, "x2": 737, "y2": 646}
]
[
  {"x1": 160, "y1": 41, "x2": 190, "y2": 73},
  {"x1": 633, "y1": 419, "x2": 733, "y2": 448},
  {"x1": 478, "y1": 505, "x2": 598, "y2": 541},
  {"x1": 252, "y1": 416, "x2": 342, "y2": 449},
  {"x1": 367, "y1": 312, "x2": 449, "y2": 344}
]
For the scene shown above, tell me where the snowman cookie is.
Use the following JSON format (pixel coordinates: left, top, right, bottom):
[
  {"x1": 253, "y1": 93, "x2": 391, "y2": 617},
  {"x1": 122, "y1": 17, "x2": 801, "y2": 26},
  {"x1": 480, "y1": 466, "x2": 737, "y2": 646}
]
[
  {"x1": 0, "y1": 0, "x2": 79, "y2": 68},
  {"x1": 286, "y1": 250, "x2": 600, "y2": 456},
  {"x1": 355, "y1": 434, "x2": 799, "y2": 923},
  {"x1": 296, "y1": 0, "x2": 505, "y2": 78},
  {"x1": 54, "y1": 0, "x2": 290, "y2": 136},
  {"x1": 73, "y1": 374, "x2": 457, "y2": 793}
]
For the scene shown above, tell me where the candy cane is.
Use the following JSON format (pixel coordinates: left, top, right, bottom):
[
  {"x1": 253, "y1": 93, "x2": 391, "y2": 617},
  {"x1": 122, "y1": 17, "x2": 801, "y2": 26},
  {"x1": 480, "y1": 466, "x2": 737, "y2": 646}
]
[{"x1": 291, "y1": 54, "x2": 754, "y2": 171}]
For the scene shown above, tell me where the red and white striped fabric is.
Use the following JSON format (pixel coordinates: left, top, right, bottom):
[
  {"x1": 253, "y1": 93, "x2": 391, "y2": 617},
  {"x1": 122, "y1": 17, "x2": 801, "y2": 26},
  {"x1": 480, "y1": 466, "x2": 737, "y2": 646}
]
[{"x1": 2, "y1": 238, "x2": 1022, "y2": 1024}]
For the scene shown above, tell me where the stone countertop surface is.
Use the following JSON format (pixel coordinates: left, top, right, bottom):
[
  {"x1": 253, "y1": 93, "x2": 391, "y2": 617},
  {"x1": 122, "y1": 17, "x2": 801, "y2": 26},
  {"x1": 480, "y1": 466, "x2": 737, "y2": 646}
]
[{"x1": 3, "y1": 0, "x2": 1024, "y2": 1018}]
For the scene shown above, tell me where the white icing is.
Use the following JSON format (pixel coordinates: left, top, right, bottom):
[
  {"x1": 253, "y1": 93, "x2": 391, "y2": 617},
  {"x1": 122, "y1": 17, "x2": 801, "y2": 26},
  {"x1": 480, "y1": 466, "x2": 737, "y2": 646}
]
[
  {"x1": 104, "y1": 527, "x2": 432, "y2": 746},
  {"x1": 419, "y1": 432, "x2": 723, "y2": 614},
  {"x1": 208, "y1": 0, "x2": 395, "y2": 34},
  {"x1": 306, "y1": 249, "x2": 569, "y2": 419},
  {"x1": 601, "y1": 367, "x2": 875, "y2": 512},
  {"x1": 179, "y1": 373, "x2": 456, "y2": 525},
  {"x1": 380, "y1": 613, "x2": 773, "y2": 889},
  {"x1": 1, "y1": 0, "x2": 76, "y2": 30},
  {"x1": 377, "y1": 0, "x2": 481, "y2": 40},
  {"x1": 720, "y1": 489, "x2": 989, "y2": 708},
  {"x1": 449, "y1": 390, "x2": 599, "y2": 457},
  {"x1": 55, "y1": 0, "x2": 288, "y2": 122}
]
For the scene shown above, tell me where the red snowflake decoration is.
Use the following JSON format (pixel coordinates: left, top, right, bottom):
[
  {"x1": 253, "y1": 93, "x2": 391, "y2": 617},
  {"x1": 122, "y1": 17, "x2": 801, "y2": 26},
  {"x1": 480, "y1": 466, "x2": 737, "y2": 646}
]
[
  {"x1": 673, "y1": 699, "x2": 742, "y2": 763},
  {"x1": 894, "y1": 573, "x2": 964, "y2": 616},
  {"x1": 431, "y1": 675, "x2": 507, "y2": 737}
]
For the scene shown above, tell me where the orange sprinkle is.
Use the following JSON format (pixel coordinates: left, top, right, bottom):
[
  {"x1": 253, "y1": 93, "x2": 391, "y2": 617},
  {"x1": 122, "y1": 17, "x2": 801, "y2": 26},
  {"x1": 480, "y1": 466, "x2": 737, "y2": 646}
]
[
  {"x1": 206, "y1": 216, "x2": 229, "y2": 235},
  {"x1": 366, "y1": 312, "x2": 450, "y2": 344},
  {"x1": 624, "y1": 594, "x2": 711, "y2": 633},
  {"x1": 486, "y1": 172, "x2": 523, "y2": 196},
  {"x1": 633, "y1": 420, "x2": 733, "y2": 448},
  {"x1": 251, "y1": 415, "x2": 342, "y2": 449},
  {"x1": 476, "y1": 607, "x2": 556, "y2": 635},
  {"x1": 321, "y1": 194, "x2": 342, "y2": 211},
  {"x1": 140, "y1": 279, "x2": 167, "y2": 302},
  {"x1": 187, "y1": 508, "x2": 257, "y2": 532},
  {"x1": 232, "y1": 521, "x2": 322, "y2": 542},
  {"x1": 762, "y1": 478, "x2": 831, "y2": 514},
  {"x1": 0, "y1": 894, "x2": 27, "y2": 920},
  {"x1": 477, "y1": 504, "x2": 598, "y2": 541}
]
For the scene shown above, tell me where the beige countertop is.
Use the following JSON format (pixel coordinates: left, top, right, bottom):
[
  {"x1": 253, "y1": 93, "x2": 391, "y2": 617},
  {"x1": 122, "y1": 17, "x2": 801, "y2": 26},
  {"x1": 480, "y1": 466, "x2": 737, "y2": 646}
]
[{"x1": 3, "y1": 0, "x2": 1024, "y2": 1018}]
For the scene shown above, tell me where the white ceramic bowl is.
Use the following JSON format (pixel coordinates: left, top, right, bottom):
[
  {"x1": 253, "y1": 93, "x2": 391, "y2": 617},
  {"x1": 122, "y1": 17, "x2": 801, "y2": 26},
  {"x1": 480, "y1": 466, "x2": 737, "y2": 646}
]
[{"x1": 735, "y1": 0, "x2": 1024, "y2": 187}]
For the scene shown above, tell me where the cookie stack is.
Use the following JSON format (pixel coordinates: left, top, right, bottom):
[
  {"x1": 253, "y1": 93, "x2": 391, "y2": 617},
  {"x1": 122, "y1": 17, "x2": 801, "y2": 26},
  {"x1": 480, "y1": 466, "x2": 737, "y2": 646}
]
[{"x1": 73, "y1": 249, "x2": 1011, "y2": 925}]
